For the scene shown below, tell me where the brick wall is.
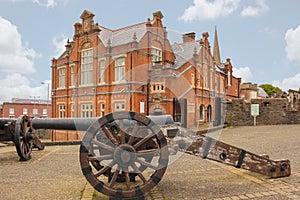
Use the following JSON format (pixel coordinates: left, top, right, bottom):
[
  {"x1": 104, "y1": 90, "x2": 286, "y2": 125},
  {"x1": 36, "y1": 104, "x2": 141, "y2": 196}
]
[{"x1": 225, "y1": 98, "x2": 300, "y2": 126}]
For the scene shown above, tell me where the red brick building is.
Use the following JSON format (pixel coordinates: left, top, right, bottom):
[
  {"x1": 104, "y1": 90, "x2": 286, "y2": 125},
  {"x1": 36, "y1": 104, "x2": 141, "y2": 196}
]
[
  {"x1": 1, "y1": 98, "x2": 51, "y2": 118},
  {"x1": 51, "y1": 10, "x2": 240, "y2": 135}
]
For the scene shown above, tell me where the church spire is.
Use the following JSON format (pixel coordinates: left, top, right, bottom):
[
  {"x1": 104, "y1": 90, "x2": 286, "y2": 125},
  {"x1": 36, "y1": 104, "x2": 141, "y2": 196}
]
[{"x1": 213, "y1": 26, "x2": 221, "y2": 65}]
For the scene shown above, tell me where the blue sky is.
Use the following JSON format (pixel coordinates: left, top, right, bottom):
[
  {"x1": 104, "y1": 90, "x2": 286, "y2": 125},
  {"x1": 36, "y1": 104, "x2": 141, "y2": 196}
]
[{"x1": 0, "y1": 0, "x2": 300, "y2": 102}]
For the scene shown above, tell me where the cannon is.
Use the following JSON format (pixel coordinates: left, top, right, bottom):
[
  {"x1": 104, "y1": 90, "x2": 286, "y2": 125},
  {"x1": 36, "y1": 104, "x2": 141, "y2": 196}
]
[
  {"x1": 1, "y1": 111, "x2": 291, "y2": 199},
  {"x1": 0, "y1": 116, "x2": 45, "y2": 161}
]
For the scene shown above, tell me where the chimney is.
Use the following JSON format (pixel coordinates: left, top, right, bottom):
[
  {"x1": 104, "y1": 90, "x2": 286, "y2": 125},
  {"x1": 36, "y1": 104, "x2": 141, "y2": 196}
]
[
  {"x1": 182, "y1": 32, "x2": 196, "y2": 43},
  {"x1": 74, "y1": 22, "x2": 82, "y2": 36}
]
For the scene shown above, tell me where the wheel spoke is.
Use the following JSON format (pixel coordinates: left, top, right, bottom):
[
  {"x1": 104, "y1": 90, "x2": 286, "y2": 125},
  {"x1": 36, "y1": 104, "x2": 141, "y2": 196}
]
[
  {"x1": 102, "y1": 126, "x2": 119, "y2": 145},
  {"x1": 109, "y1": 167, "x2": 121, "y2": 188},
  {"x1": 119, "y1": 130, "x2": 126, "y2": 144},
  {"x1": 95, "y1": 161, "x2": 116, "y2": 177},
  {"x1": 92, "y1": 139, "x2": 114, "y2": 152},
  {"x1": 135, "y1": 158, "x2": 157, "y2": 170},
  {"x1": 88, "y1": 154, "x2": 113, "y2": 162},
  {"x1": 127, "y1": 123, "x2": 139, "y2": 145},
  {"x1": 131, "y1": 163, "x2": 147, "y2": 184},
  {"x1": 119, "y1": 119, "x2": 124, "y2": 131},
  {"x1": 137, "y1": 149, "x2": 160, "y2": 157},
  {"x1": 133, "y1": 134, "x2": 152, "y2": 149},
  {"x1": 124, "y1": 170, "x2": 131, "y2": 189}
]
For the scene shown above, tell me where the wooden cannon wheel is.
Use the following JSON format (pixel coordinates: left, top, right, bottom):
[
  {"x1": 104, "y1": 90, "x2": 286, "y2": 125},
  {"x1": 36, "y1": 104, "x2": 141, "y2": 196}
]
[
  {"x1": 79, "y1": 111, "x2": 169, "y2": 199},
  {"x1": 14, "y1": 115, "x2": 34, "y2": 161}
]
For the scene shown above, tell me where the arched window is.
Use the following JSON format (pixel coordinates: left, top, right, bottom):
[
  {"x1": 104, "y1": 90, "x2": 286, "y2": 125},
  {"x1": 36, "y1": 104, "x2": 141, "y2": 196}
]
[
  {"x1": 200, "y1": 104, "x2": 205, "y2": 121},
  {"x1": 207, "y1": 105, "x2": 212, "y2": 122}
]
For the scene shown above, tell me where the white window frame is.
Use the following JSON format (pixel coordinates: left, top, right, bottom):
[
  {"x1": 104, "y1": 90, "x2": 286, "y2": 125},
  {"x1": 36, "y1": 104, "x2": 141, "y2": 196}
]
[
  {"x1": 58, "y1": 67, "x2": 66, "y2": 88},
  {"x1": 70, "y1": 103, "x2": 75, "y2": 117},
  {"x1": 114, "y1": 57, "x2": 126, "y2": 82},
  {"x1": 99, "y1": 59, "x2": 106, "y2": 84},
  {"x1": 115, "y1": 102, "x2": 125, "y2": 112},
  {"x1": 70, "y1": 65, "x2": 75, "y2": 87},
  {"x1": 227, "y1": 70, "x2": 231, "y2": 86},
  {"x1": 33, "y1": 108, "x2": 38, "y2": 115},
  {"x1": 200, "y1": 105, "x2": 205, "y2": 121},
  {"x1": 151, "y1": 82, "x2": 165, "y2": 93},
  {"x1": 152, "y1": 47, "x2": 162, "y2": 66},
  {"x1": 9, "y1": 108, "x2": 14, "y2": 115},
  {"x1": 100, "y1": 102, "x2": 105, "y2": 117},
  {"x1": 81, "y1": 48, "x2": 93, "y2": 85},
  {"x1": 81, "y1": 103, "x2": 93, "y2": 118},
  {"x1": 42, "y1": 108, "x2": 47, "y2": 116},
  {"x1": 23, "y1": 108, "x2": 28, "y2": 115},
  {"x1": 58, "y1": 104, "x2": 65, "y2": 118}
]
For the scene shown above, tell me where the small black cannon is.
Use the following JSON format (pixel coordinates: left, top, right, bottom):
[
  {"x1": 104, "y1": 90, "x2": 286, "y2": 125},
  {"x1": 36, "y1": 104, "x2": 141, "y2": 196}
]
[{"x1": 0, "y1": 116, "x2": 45, "y2": 161}]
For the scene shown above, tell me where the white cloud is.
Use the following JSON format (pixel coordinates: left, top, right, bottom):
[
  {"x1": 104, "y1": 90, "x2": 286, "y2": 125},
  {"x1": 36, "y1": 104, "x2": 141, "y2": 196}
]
[
  {"x1": 232, "y1": 67, "x2": 253, "y2": 82},
  {"x1": 0, "y1": 16, "x2": 37, "y2": 73},
  {"x1": 241, "y1": 0, "x2": 269, "y2": 17},
  {"x1": 179, "y1": 0, "x2": 241, "y2": 22},
  {"x1": 285, "y1": 25, "x2": 300, "y2": 63},
  {"x1": 272, "y1": 73, "x2": 300, "y2": 92},
  {"x1": 52, "y1": 34, "x2": 68, "y2": 58},
  {"x1": 32, "y1": 0, "x2": 57, "y2": 8},
  {"x1": 0, "y1": 73, "x2": 50, "y2": 103}
]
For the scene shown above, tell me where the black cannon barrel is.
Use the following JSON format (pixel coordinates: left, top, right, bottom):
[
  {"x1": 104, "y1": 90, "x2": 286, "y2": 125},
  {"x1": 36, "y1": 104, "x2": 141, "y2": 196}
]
[{"x1": 31, "y1": 118, "x2": 98, "y2": 131}]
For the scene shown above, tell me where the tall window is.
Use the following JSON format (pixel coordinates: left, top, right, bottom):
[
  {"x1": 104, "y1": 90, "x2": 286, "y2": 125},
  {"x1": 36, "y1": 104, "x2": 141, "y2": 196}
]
[
  {"x1": 210, "y1": 69, "x2": 213, "y2": 89},
  {"x1": 70, "y1": 65, "x2": 75, "y2": 87},
  {"x1": 197, "y1": 72, "x2": 201, "y2": 87},
  {"x1": 115, "y1": 57, "x2": 125, "y2": 82},
  {"x1": 152, "y1": 48, "x2": 162, "y2": 66},
  {"x1": 81, "y1": 104, "x2": 93, "y2": 118},
  {"x1": 58, "y1": 104, "x2": 65, "y2": 118},
  {"x1": 191, "y1": 73, "x2": 195, "y2": 86},
  {"x1": 58, "y1": 67, "x2": 66, "y2": 88},
  {"x1": 200, "y1": 105, "x2": 205, "y2": 121},
  {"x1": 9, "y1": 108, "x2": 14, "y2": 118},
  {"x1": 23, "y1": 108, "x2": 28, "y2": 115},
  {"x1": 204, "y1": 66, "x2": 208, "y2": 88},
  {"x1": 42, "y1": 109, "x2": 47, "y2": 116},
  {"x1": 100, "y1": 103, "x2": 105, "y2": 117},
  {"x1": 9, "y1": 108, "x2": 14, "y2": 115},
  {"x1": 227, "y1": 71, "x2": 231, "y2": 86},
  {"x1": 99, "y1": 59, "x2": 105, "y2": 83},
  {"x1": 81, "y1": 49, "x2": 93, "y2": 85},
  {"x1": 71, "y1": 103, "x2": 75, "y2": 117}
]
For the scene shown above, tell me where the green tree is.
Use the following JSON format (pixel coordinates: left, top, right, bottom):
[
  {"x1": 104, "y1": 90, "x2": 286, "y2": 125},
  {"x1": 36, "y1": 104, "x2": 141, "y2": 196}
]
[{"x1": 259, "y1": 84, "x2": 282, "y2": 97}]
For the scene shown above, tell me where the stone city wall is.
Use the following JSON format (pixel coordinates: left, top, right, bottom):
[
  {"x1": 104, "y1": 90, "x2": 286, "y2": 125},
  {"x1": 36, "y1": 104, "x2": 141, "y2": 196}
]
[{"x1": 225, "y1": 98, "x2": 300, "y2": 126}]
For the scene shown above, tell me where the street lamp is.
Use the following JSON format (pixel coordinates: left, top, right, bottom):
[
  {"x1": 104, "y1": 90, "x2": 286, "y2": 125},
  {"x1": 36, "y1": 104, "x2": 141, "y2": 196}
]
[
  {"x1": 41, "y1": 81, "x2": 50, "y2": 117},
  {"x1": 41, "y1": 81, "x2": 50, "y2": 101}
]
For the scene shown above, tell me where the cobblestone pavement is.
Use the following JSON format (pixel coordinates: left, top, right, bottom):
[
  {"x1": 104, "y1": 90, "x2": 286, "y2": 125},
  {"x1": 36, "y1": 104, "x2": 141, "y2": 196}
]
[
  {"x1": 0, "y1": 125, "x2": 299, "y2": 200},
  {"x1": 0, "y1": 145, "x2": 86, "y2": 200}
]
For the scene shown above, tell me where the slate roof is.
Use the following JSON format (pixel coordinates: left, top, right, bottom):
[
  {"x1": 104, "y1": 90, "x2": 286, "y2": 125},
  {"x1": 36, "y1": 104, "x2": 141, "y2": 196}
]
[
  {"x1": 171, "y1": 42, "x2": 201, "y2": 69},
  {"x1": 98, "y1": 22, "x2": 148, "y2": 47}
]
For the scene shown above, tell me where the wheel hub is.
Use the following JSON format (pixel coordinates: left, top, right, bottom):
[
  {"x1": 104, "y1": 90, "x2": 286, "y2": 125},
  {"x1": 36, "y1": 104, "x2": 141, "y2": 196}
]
[{"x1": 113, "y1": 144, "x2": 136, "y2": 168}]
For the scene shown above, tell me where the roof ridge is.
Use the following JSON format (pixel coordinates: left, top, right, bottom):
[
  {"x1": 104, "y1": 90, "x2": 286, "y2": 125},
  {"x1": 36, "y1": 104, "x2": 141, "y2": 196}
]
[{"x1": 113, "y1": 21, "x2": 147, "y2": 32}]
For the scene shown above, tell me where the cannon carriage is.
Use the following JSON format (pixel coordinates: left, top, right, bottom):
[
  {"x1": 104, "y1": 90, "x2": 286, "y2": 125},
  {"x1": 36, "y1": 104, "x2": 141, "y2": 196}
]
[
  {"x1": 0, "y1": 116, "x2": 45, "y2": 161},
  {"x1": 0, "y1": 111, "x2": 292, "y2": 199}
]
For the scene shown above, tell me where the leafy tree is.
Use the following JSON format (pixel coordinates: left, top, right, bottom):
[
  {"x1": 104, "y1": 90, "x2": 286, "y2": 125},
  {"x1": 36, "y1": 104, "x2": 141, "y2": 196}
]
[{"x1": 259, "y1": 84, "x2": 282, "y2": 97}]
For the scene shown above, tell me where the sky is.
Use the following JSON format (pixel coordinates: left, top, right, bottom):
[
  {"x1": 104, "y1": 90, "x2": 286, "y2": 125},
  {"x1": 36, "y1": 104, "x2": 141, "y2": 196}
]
[{"x1": 0, "y1": 0, "x2": 300, "y2": 103}]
